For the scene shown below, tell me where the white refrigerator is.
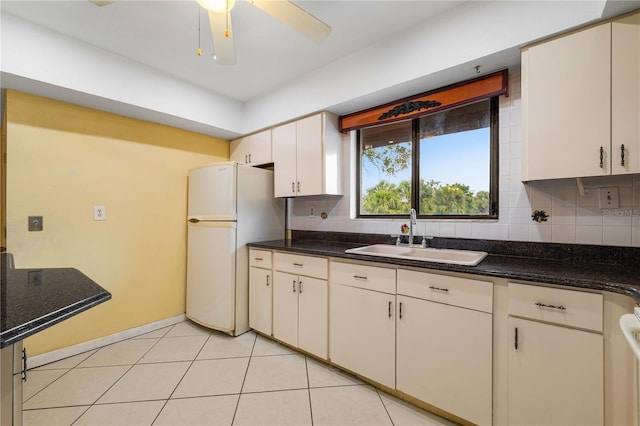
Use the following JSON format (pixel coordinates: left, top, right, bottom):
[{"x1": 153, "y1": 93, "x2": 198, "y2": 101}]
[{"x1": 186, "y1": 162, "x2": 284, "y2": 335}]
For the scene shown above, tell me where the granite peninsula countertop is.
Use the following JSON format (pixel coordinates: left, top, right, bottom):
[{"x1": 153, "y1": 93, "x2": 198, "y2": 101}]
[
  {"x1": 1, "y1": 260, "x2": 111, "y2": 348},
  {"x1": 248, "y1": 235, "x2": 640, "y2": 304}
]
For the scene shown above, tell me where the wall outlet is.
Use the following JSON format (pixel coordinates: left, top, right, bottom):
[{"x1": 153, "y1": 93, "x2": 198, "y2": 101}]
[
  {"x1": 599, "y1": 187, "x2": 620, "y2": 209},
  {"x1": 28, "y1": 216, "x2": 43, "y2": 231},
  {"x1": 94, "y1": 206, "x2": 107, "y2": 221},
  {"x1": 309, "y1": 205, "x2": 316, "y2": 218}
]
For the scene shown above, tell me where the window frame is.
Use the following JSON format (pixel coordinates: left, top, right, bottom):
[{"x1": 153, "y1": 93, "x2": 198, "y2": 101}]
[{"x1": 356, "y1": 97, "x2": 499, "y2": 220}]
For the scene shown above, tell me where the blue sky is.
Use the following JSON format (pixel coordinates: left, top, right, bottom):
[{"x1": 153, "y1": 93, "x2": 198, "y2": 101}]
[{"x1": 361, "y1": 127, "x2": 490, "y2": 194}]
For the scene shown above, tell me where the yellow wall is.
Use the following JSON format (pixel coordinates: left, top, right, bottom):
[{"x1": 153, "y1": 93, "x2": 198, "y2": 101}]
[{"x1": 5, "y1": 90, "x2": 229, "y2": 355}]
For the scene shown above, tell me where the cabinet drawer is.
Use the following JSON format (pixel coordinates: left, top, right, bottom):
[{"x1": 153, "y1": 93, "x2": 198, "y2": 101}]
[
  {"x1": 397, "y1": 269, "x2": 493, "y2": 313},
  {"x1": 249, "y1": 249, "x2": 272, "y2": 269},
  {"x1": 508, "y1": 282, "x2": 603, "y2": 332},
  {"x1": 274, "y1": 252, "x2": 327, "y2": 279},
  {"x1": 330, "y1": 261, "x2": 396, "y2": 294}
]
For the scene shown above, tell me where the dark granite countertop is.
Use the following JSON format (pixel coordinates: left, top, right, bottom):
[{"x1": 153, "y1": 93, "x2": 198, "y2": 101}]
[
  {"x1": 1, "y1": 261, "x2": 112, "y2": 349},
  {"x1": 248, "y1": 233, "x2": 640, "y2": 304}
]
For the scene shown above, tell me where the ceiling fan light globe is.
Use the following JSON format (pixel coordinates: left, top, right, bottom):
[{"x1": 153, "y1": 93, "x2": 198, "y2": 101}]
[{"x1": 197, "y1": 0, "x2": 236, "y2": 13}]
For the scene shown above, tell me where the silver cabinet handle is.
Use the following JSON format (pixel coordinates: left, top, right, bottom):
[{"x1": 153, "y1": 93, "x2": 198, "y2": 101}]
[
  {"x1": 535, "y1": 302, "x2": 566, "y2": 311},
  {"x1": 292, "y1": 182, "x2": 295, "y2": 193},
  {"x1": 621, "y1": 144, "x2": 625, "y2": 167},
  {"x1": 600, "y1": 146, "x2": 604, "y2": 169},
  {"x1": 292, "y1": 263, "x2": 303, "y2": 267},
  {"x1": 248, "y1": 153, "x2": 252, "y2": 163},
  {"x1": 254, "y1": 257, "x2": 263, "y2": 261},
  {"x1": 297, "y1": 181, "x2": 301, "y2": 192},
  {"x1": 353, "y1": 275, "x2": 367, "y2": 280},
  {"x1": 514, "y1": 327, "x2": 518, "y2": 350},
  {"x1": 428, "y1": 286, "x2": 449, "y2": 293},
  {"x1": 245, "y1": 154, "x2": 248, "y2": 163},
  {"x1": 388, "y1": 301, "x2": 392, "y2": 318},
  {"x1": 266, "y1": 275, "x2": 270, "y2": 286},
  {"x1": 299, "y1": 280, "x2": 303, "y2": 293},
  {"x1": 292, "y1": 280, "x2": 296, "y2": 293},
  {"x1": 399, "y1": 302, "x2": 403, "y2": 319}
]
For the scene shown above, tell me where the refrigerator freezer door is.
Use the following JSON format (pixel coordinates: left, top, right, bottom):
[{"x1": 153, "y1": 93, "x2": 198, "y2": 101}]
[
  {"x1": 186, "y1": 221, "x2": 237, "y2": 333},
  {"x1": 188, "y1": 163, "x2": 237, "y2": 221}
]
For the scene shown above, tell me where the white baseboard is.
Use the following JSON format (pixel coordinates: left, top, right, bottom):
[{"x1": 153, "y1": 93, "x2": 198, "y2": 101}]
[{"x1": 28, "y1": 314, "x2": 186, "y2": 369}]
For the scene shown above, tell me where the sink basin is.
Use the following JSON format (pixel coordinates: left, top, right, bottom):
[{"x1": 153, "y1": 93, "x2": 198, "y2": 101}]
[{"x1": 345, "y1": 244, "x2": 488, "y2": 266}]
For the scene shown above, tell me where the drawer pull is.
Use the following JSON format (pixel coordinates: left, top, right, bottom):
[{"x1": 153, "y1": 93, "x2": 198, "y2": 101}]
[
  {"x1": 535, "y1": 302, "x2": 566, "y2": 311},
  {"x1": 299, "y1": 281, "x2": 303, "y2": 293},
  {"x1": 388, "y1": 301, "x2": 392, "y2": 318},
  {"x1": 353, "y1": 275, "x2": 368, "y2": 280},
  {"x1": 621, "y1": 144, "x2": 626, "y2": 167},
  {"x1": 600, "y1": 146, "x2": 604, "y2": 169},
  {"x1": 266, "y1": 275, "x2": 270, "y2": 286},
  {"x1": 429, "y1": 286, "x2": 449, "y2": 293},
  {"x1": 254, "y1": 257, "x2": 263, "y2": 261},
  {"x1": 514, "y1": 327, "x2": 519, "y2": 350},
  {"x1": 293, "y1": 262, "x2": 304, "y2": 267},
  {"x1": 292, "y1": 280, "x2": 297, "y2": 293},
  {"x1": 399, "y1": 302, "x2": 403, "y2": 319}
]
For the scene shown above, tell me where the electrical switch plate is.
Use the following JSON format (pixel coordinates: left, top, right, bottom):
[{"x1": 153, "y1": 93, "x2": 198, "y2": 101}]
[
  {"x1": 599, "y1": 187, "x2": 620, "y2": 209},
  {"x1": 94, "y1": 206, "x2": 107, "y2": 221},
  {"x1": 309, "y1": 205, "x2": 316, "y2": 218},
  {"x1": 28, "y1": 216, "x2": 43, "y2": 231}
]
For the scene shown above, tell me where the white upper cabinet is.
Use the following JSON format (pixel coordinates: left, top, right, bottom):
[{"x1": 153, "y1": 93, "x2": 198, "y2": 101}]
[
  {"x1": 230, "y1": 129, "x2": 272, "y2": 166},
  {"x1": 612, "y1": 12, "x2": 640, "y2": 175},
  {"x1": 272, "y1": 112, "x2": 342, "y2": 197},
  {"x1": 522, "y1": 11, "x2": 640, "y2": 181}
]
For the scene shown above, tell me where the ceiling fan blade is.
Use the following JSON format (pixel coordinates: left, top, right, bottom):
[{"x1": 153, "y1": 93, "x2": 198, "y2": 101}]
[
  {"x1": 250, "y1": 0, "x2": 331, "y2": 44},
  {"x1": 207, "y1": 10, "x2": 236, "y2": 65},
  {"x1": 89, "y1": 0, "x2": 117, "y2": 6}
]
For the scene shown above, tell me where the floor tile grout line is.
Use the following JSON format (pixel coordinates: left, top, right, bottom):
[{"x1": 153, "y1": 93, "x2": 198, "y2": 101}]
[
  {"x1": 149, "y1": 326, "x2": 214, "y2": 425},
  {"x1": 71, "y1": 323, "x2": 180, "y2": 423},
  {"x1": 230, "y1": 331, "x2": 258, "y2": 425},
  {"x1": 375, "y1": 387, "x2": 396, "y2": 426},
  {"x1": 304, "y1": 354, "x2": 315, "y2": 426}
]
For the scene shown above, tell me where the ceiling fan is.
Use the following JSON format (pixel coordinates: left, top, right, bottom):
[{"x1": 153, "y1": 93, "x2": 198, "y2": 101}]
[{"x1": 89, "y1": 0, "x2": 331, "y2": 65}]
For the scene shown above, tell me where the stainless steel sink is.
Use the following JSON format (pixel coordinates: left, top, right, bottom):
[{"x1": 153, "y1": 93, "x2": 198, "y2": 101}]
[{"x1": 345, "y1": 244, "x2": 488, "y2": 266}]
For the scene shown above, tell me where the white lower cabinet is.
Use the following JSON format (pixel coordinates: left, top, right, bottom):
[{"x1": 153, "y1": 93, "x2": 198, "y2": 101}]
[
  {"x1": 329, "y1": 282, "x2": 396, "y2": 388},
  {"x1": 249, "y1": 249, "x2": 273, "y2": 335},
  {"x1": 249, "y1": 267, "x2": 272, "y2": 335},
  {"x1": 0, "y1": 341, "x2": 25, "y2": 426},
  {"x1": 397, "y1": 295, "x2": 492, "y2": 425},
  {"x1": 272, "y1": 253, "x2": 328, "y2": 359},
  {"x1": 507, "y1": 282, "x2": 604, "y2": 426},
  {"x1": 396, "y1": 269, "x2": 493, "y2": 425}
]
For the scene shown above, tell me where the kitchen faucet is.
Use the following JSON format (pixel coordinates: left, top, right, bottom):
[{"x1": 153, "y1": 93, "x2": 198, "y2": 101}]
[{"x1": 409, "y1": 208, "x2": 417, "y2": 247}]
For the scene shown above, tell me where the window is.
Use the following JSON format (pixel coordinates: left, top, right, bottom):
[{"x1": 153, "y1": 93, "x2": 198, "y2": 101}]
[{"x1": 357, "y1": 98, "x2": 498, "y2": 218}]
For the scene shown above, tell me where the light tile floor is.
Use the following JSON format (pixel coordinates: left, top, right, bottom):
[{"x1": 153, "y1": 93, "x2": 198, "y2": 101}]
[{"x1": 23, "y1": 320, "x2": 458, "y2": 425}]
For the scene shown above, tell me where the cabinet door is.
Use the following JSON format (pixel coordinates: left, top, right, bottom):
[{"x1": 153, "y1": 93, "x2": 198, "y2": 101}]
[
  {"x1": 397, "y1": 296, "x2": 492, "y2": 425},
  {"x1": 523, "y1": 23, "x2": 611, "y2": 180},
  {"x1": 508, "y1": 317, "x2": 603, "y2": 426},
  {"x1": 249, "y1": 267, "x2": 272, "y2": 335},
  {"x1": 612, "y1": 12, "x2": 640, "y2": 174},
  {"x1": 329, "y1": 283, "x2": 395, "y2": 388},
  {"x1": 230, "y1": 137, "x2": 249, "y2": 164},
  {"x1": 295, "y1": 114, "x2": 323, "y2": 196},
  {"x1": 248, "y1": 130, "x2": 272, "y2": 166},
  {"x1": 273, "y1": 271, "x2": 299, "y2": 347},
  {"x1": 298, "y1": 277, "x2": 328, "y2": 359},
  {"x1": 272, "y1": 122, "x2": 298, "y2": 197}
]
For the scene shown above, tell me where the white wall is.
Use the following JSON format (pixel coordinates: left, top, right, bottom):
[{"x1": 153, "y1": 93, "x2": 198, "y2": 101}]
[{"x1": 290, "y1": 70, "x2": 640, "y2": 247}]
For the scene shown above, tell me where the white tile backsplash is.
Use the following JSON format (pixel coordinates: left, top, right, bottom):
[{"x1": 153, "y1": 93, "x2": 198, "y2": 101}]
[{"x1": 290, "y1": 70, "x2": 640, "y2": 247}]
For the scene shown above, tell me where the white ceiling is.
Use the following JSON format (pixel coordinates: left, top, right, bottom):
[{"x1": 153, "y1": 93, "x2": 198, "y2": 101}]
[
  {"x1": 2, "y1": 0, "x2": 639, "y2": 139},
  {"x1": 1, "y1": 0, "x2": 466, "y2": 103}
]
